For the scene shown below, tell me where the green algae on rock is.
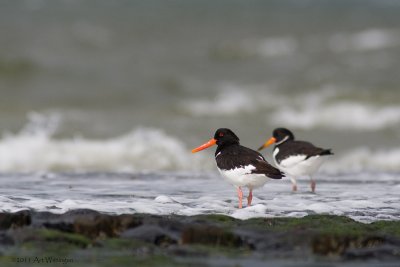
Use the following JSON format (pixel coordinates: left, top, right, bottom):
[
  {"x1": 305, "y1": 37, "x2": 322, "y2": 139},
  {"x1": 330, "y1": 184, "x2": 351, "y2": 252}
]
[{"x1": 0, "y1": 210, "x2": 399, "y2": 267}]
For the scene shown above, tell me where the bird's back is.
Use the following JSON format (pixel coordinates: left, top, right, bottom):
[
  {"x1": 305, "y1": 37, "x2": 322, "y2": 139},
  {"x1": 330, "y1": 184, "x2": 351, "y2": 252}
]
[
  {"x1": 217, "y1": 144, "x2": 284, "y2": 179},
  {"x1": 276, "y1": 140, "x2": 333, "y2": 163}
]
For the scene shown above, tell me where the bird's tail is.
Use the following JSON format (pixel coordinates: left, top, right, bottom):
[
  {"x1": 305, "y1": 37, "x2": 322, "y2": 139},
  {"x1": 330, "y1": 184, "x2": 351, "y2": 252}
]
[
  {"x1": 320, "y1": 149, "x2": 333, "y2": 156},
  {"x1": 269, "y1": 168, "x2": 285, "y2": 179}
]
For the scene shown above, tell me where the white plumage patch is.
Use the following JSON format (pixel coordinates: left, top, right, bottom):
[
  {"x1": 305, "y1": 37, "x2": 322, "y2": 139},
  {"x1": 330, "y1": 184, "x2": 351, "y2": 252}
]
[
  {"x1": 218, "y1": 165, "x2": 270, "y2": 189},
  {"x1": 273, "y1": 147, "x2": 326, "y2": 177},
  {"x1": 280, "y1": 155, "x2": 308, "y2": 169}
]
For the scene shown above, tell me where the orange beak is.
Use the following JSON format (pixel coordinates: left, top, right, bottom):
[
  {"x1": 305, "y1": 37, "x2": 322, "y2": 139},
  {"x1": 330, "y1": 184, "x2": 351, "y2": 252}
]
[
  {"x1": 257, "y1": 137, "x2": 276, "y2": 151},
  {"x1": 191, "y1": 138, "x2": 217, "y2": 153}
]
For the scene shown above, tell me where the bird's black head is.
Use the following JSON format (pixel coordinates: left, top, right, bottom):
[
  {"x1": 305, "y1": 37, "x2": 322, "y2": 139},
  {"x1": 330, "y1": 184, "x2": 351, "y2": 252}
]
[
  {"x1": 191, "y1": 128, "x2": 239, "y2": 153},
  {"x1": 214, "y1": 128, "x2": 240, "y2": 147},
  {"x1": 258, "y1": 127, "x2": 295, "y2": 151},
  {"x1": 272, "y1": 128, "x2": 295, "y2": 144}
]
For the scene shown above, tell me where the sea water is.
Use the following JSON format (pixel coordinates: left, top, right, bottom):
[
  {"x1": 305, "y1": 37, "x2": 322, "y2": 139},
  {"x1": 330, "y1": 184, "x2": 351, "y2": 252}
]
[
  {"x1": 0, "y1": 0, "x2": 399, "y2": 222},
  {"x1": 0, "y1": 171, "x2": 398, "y2": 223}
]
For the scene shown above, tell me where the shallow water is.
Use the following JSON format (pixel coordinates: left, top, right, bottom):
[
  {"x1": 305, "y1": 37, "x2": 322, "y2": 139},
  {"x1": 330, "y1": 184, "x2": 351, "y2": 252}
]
[
  {"x1": 0, "y1": 1, "x2": 399, "y2": 227},
  {"x1": 0, "y1": 0, "x2": 400, "y2": 175},
  {"x1": 1, "y1": 171, "x2": 398, "y2": 223}
]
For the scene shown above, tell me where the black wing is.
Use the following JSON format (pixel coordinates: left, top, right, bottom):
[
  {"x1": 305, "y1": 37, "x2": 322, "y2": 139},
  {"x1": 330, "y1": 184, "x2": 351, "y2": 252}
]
[
  {"x1": 277, "y1": 140, "x2": 333, "y2": 163},
  {"x1": 216, "y1": 145, "x2": 284, "y2": 179}
]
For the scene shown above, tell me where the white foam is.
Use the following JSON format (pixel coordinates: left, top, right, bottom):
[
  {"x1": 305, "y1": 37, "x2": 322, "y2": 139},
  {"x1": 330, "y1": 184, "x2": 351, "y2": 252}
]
[
  {"x1": 154, "y1": 195, "x2": 175, "y2": 204},
  {"x1": 183, "y1": 83, "x2": 400, "y2": 133},
  {"x1": 329, "y1": 29, "x2": 400, "y2": 52},
  {"x1": 324, "y1": 147, "x2": 400, "y2": 173},
  {"x1": 182, "y1": 83, "x2": 285, "y2": 116},
  {"x1": 242, "y1": 37, "x2": 298, "y2": 57},
  {"x1": 271, "y1": 101, "x2": 400, "y2": 131},
  {"x1": 0, "y1": 172, "x2": 398, "y2": 223},
  {"x1": 0, "y1": 112, "x2": 209, "y2": 172},
  {"x1": 182, "y1": 84, "x2": 255, "y2": 116}
]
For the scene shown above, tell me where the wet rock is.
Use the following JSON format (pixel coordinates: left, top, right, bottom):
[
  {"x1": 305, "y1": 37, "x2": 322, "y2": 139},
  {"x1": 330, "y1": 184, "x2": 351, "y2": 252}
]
[
  {"x1": 122, "y1": 225, "x2": 178, "y2": 247},
  {"x1": 167, "y1": 245, "x2": 209, "y2": 258},
  {"x1": 72, "y1": 214, "x2": 119, "y2": 238},
  {"x1": 9, "y1": 228, "x2": 91, "y2": 248},
  {"x1": 42, "y1": 210, "x2": 143, "y2": 239},
  {"x1": 0, "y1": 232, "x2": 14, "y2": 246},
  {"x1": 181, "y1": 225, "x2": 243, "y2": 248},
  {"x1": 0, "y1": 210, "x2": 399, "y2": 266},
  {"x1": 0, "y1": 210, "x2": 31, "y2": 230},
  {"x1": 312, "y1": 234, "x2": 387, "y2": 256},
  {"x1": 344, "y1": 244, "x2": 400, "y2": 260},
  {"x1": 233, "y1": 228, "x2": 290, "y2": 251}
]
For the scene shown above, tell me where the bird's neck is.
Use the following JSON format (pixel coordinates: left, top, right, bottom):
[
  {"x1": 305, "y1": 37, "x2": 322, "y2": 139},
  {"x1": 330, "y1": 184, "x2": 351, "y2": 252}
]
[{"x1": 215, "y1": 142, "x2": 239, "y2": 155}]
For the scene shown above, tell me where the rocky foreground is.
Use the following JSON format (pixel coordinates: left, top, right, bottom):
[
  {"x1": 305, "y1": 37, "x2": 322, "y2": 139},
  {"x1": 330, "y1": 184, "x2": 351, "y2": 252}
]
[{"x1": 0, "y1": 210, "x2": 399, "y2": 267}]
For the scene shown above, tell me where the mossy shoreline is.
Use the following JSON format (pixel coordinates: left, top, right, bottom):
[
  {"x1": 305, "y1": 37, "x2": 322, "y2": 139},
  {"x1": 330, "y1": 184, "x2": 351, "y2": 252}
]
[{"x1": 0, "y1": 210, "x2": 399, "y2": 266}]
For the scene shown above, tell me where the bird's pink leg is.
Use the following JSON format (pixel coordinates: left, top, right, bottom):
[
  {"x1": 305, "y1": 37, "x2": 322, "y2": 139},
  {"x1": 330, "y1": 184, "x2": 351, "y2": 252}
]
[
  {"x1": 247, "y1": 189, "x2": 253, "y2": 206},
  {"x1": 237, "y1": 187, "x2": 243, "y2": 209},
  {"x1": 290, "y1": 177, "x2": 297, "y2": 192},
  {"x1": 310, "y1": 178, "x2": 316, "y2": 193}
]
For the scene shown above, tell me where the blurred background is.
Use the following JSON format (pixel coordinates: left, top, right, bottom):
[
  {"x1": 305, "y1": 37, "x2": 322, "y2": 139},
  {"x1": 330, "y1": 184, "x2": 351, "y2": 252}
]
[{"x1": 0, "y1": 0, "x2": 399, "y2": 173}]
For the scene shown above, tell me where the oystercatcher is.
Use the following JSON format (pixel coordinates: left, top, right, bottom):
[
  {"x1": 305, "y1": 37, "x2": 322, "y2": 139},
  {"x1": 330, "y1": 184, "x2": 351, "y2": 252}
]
[
  {"x1": 192, "y1": 128, "x2": 284, "y2": 209},
  {"x1": 258, "y1": 128, "x2": 333, "y2": 193}
]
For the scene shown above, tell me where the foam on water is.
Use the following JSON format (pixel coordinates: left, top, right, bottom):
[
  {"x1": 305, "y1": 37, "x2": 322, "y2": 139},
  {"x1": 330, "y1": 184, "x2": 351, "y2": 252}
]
[
  {"x1": 0, "y1": 111, "x2": 400, "y2": 173},
  {"x1": 0, "y1": 172, "x2": 398, "y2": 223},
  {"x1": 325, "y1": 147, "x2": 400, "y2": 173},
  {"x1": 329, "y1": 29, "x2": 400, "y2": 53},
  {"x1": 271, "y1": 101, "x2": 400, "y2": 131},
  {"x1": 242, "y1": 36, "x2": 299, "y2": 57},
  {"x1": 182, "y1": 84, "x2": 259, "y2": 116},
  {"x1": 0, "y1": 112, "x2": 209, "y2": 172},
  {"x1": 181, "y1": 83, "x2": 286, "y2": 117},
  {"x1": 216, "y1": 28, "x2": 400, "y2": 60},
  {"x1": 183, "y1": 84, "x2": 400, "y2": 132}
]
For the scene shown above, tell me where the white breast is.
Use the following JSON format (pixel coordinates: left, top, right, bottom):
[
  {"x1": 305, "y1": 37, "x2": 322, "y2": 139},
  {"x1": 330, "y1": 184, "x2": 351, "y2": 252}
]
[
  {"x1": 275, "y1": 153, "x2": 326, "y2": 177},
  {"x1": 218, "y1": 165, "x2": 270, "y2": 189}
]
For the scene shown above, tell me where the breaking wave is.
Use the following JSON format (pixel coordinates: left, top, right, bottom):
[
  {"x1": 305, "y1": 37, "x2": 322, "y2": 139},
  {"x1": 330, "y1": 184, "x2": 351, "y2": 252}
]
[
  {"x1": 183, "y1": 84, "x2": 400, "y2": 131},
  {"x1": 271, "y1": 101, "x2": 400, "y2": 131},
  {"x1": 324, "y1": 147, "x2": 400, "y2": 173},
  {"x1": 0, "y1": 112, "x2": 209, "y2": 172},
  {"x1": 0, "y1": 112, "x2": 399, "y2": 173},
  {"x1": 328, "y1": 28, "x2": 400, "y2": 53}
]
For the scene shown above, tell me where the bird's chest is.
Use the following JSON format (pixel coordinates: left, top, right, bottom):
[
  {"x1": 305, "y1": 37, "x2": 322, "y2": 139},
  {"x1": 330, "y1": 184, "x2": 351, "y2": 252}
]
[
  {"x1": 215, "y1": 150, "x2": 241, "y2": 170},
  {"x1": 273, "y1": 147, "x2": 281, "y2": 165}
]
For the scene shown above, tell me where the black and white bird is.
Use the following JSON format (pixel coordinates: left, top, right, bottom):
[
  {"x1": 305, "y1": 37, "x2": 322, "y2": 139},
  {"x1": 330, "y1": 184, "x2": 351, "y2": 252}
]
[
  {"x1": 192, "y1": 128, "x2": 284, "y2": 209},
  {"x1": 258, "y1": 128, "x2": 333, "y2": 193}
]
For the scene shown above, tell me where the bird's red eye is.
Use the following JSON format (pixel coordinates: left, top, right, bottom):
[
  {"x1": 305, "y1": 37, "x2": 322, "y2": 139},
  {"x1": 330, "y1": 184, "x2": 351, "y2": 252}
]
[{"x1": 219, "y1": 133, "x2": 224, "y2": 137}]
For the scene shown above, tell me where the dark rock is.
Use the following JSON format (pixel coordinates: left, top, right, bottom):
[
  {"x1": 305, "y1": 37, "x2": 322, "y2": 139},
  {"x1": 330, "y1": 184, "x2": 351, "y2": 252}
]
[
  {"x1": 312, "y1": 234, "x2": 387, "y2": 256},
  {"x1": 233, "y1": 228, "x2": 290, "y2": 251},
  {"x1": 1, "y1": 210, "x2": 400, "y2": 265},
  {"x1": 167, "y1": 245, "x2": 209, "y2": 258},
  {"x1": 0, "y1": 210, "x2": 31, "y2": 230},
  {"x1": 117, "y1": 214, "x2": 143, "y2": 230},
  {"x1": 72, "y1": 213, "x2": 118, "y2": 238},
  {"x1": 122, "y1": 225, "x2": 178, "y2": 247},
  {"x1": 9, "y1": 228, "x2": 91, "y2": 248},
  {"x1": 71, "y1": 213, "x2": 141, "y2": 239},
  {"x1": 0, "y1": 232, "x2": 14, "y2": 245},
  {"x1": 181, "y1": 225, "x2": 243, "y2": 248},
  {"x1": 43, "y1": 221, "x2": 74, "y2": 233},
  {"x1": 42, "y1": 210, "x2": 143, "y2": 239},
  {"x1": 344, "y1": 244, "x2": 400, "y2": 260}
]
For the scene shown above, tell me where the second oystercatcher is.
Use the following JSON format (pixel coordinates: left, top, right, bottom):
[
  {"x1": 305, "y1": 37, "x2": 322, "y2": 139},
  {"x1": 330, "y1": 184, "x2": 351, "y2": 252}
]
[
  {"x1": 258, "y1": 128, "x2": 333, "y2": 193},
  {"x1": 192, "y1": 128, "x2": 284, "y2": 209}
]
